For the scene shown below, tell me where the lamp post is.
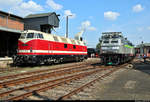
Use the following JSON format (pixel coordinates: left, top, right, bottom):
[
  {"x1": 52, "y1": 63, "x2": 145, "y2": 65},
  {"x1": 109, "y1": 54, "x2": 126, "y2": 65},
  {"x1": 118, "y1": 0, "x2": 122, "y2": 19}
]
[
  {"x1": 66, "y1": 15, "x2": 72, "y2": 38},
  {"x1": 140, "y1": 41, "x2": 144, "y2": 56}
]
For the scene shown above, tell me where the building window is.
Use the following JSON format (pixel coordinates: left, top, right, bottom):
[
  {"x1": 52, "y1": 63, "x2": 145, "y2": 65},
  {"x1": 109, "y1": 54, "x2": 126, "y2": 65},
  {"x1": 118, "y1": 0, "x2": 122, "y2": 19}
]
[
  {"x1": 64, "y1": 44, "x2": 67, "y2": 48},
  {"x1": 0, "y1": 14, "x2": 5, "y2": 18}
]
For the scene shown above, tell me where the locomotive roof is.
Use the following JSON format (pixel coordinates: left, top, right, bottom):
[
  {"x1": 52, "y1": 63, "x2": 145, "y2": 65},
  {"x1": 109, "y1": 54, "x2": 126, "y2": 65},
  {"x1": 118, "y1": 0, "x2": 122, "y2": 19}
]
[
  {"x1": 23, "y1": 30, "x2": 85, "y2": 46},
  {"x1": 102, "y1": 32, "x2": 122, "y2": 35},
  {"x1": 25, "y1": 12, "x2": 60, "y2": 19}
]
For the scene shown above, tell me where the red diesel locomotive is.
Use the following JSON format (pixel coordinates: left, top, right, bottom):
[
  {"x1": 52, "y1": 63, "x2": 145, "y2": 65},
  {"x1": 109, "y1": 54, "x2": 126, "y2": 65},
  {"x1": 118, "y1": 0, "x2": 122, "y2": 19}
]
[{"x1": 13, "y1": 30, "x2": 88, "y2": 65}]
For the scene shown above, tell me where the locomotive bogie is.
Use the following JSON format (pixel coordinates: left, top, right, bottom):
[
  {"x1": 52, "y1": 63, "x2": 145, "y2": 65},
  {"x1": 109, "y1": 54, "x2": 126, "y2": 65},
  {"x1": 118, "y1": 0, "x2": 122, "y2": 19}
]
[{"x1": 13, "y1": 55, "x2": 87, "y2": 65}]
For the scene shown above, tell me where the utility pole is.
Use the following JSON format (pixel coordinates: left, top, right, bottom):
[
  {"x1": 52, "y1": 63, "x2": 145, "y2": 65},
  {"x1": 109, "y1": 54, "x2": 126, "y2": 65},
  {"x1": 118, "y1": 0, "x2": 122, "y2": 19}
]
[{"x1": 140, "y1": 41, "x2": 144, "y2": 56}]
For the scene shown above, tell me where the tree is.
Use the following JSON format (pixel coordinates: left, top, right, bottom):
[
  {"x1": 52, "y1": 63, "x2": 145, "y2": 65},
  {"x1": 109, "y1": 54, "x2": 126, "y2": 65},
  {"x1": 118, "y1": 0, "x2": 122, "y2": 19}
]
[
  {"x1": 96, "y1": 42, "x2": 101, "y2": 50},
  {"x1": 96, "y1": 38, "x2": 102, "y2": 50}
]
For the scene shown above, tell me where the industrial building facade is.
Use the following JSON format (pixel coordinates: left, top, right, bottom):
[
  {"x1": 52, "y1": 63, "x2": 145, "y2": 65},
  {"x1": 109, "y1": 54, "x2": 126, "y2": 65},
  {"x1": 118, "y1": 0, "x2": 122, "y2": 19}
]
[
  {"x1": 0, "y1": 11, "x2": 24, "y2": 57},
  {"x1": 0, "y1": 11, "x2": 60, "y2": 58},
  {"x1": 135, "y1": 43, "x2": 150, "y2": 57}
]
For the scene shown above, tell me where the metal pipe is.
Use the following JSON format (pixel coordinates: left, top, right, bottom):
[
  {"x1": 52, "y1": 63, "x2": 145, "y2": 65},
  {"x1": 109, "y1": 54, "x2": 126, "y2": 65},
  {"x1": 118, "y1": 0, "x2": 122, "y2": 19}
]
[
  {"x1": 66, "y1": 16, "x2": 68, "y2": 38},
  {"x1": 66, "y1": 15, "x2": 72, "y2": 38}
]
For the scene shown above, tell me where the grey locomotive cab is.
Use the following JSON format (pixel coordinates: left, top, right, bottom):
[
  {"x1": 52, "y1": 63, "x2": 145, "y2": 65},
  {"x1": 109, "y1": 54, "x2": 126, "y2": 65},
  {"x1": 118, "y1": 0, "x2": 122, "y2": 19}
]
[{"x1": 100, "y1": 32, "x2": 135, "y2": 65}]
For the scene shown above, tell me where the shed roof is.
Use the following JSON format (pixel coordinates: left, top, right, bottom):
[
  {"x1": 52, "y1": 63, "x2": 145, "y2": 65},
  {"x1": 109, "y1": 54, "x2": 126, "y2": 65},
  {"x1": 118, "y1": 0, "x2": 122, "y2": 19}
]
[
  {"x1": 0, "y1": 10, "x2": 23, "y2": 19},
  {"x1": 135, "y1": 43, "x2": 150, "y2": 48},
  {"x1": 25, "y1": 12, "x2": 60, "y2": 20}
]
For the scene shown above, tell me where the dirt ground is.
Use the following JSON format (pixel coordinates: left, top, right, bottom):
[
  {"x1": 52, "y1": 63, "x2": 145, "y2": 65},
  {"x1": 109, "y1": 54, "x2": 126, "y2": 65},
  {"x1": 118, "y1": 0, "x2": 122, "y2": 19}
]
[{"x1": 90, "y1": 58, "x2": 150, "y2": 100}]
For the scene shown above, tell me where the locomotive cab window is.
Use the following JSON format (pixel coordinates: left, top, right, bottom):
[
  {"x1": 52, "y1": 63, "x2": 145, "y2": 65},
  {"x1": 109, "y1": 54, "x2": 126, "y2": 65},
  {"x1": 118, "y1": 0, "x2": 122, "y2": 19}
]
[
  {"x1": 64, "y1": 44, "x2": 67, "y2": 48},
  {"x1": 27, "y1": 33, "x2": 34, "y2": 38},
  {"x1": 111, "y1": 41, "x2": 118, "y2": 43}
]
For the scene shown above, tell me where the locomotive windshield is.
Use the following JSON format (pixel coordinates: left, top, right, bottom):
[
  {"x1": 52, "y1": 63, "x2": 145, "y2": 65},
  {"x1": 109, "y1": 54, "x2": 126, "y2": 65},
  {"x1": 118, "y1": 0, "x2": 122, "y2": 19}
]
[
  {"x1": 26, "y1": 33, "x2": 34, "y2": 38},
  {"x1": 20, "y1": 33, "x2": 44, "y2": 39},
  {"x1": 103, "y1": 41, "x2": 109, "y2": 43},
  {"x1": 102, "y1": 35, "x2": 110, "y2": 39},
  {"x1": 111, "y1": 40, "x2": 118, "y2": 43}
]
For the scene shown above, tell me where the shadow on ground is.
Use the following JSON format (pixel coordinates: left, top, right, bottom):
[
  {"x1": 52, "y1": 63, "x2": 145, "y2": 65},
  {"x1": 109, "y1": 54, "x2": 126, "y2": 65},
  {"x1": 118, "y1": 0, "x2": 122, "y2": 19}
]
[
  {"x1": 133, "y1": 59, "x2": 150, "y2": 75},
  {"x1": 10, "y1": 61, "x2": 78, "y2": 68}
]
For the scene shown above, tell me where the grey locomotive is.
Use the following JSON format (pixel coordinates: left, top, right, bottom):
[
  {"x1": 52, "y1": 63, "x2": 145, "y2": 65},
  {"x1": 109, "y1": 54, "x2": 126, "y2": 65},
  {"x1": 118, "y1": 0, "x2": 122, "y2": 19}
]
[{"x1": 100, "y1": 32, "x2": 135, "y2": 65}]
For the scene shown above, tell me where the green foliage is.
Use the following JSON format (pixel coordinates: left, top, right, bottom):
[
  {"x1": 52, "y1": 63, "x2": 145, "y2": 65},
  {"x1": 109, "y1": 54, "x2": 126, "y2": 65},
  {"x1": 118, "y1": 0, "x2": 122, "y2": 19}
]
[{"x1": 96, "y1": 42, "x2": 101, "y2": 50}]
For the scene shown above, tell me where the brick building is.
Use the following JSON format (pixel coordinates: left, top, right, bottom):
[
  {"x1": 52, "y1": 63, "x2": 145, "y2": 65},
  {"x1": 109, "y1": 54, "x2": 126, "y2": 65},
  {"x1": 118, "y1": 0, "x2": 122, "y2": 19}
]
[
  {"x1": 0, "y1": 10, "x2": 24, "y2": 57},
  {"x1": 0, "y1": 11, "x2": 60, "y2": 58}
]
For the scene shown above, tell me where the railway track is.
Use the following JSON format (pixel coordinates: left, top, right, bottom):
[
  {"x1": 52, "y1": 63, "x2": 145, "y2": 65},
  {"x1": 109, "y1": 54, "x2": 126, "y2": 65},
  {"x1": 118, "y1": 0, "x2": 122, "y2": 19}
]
[
  {"x1": 0, "y1": 60, "x2": 98, "y2": 81},
  {"x1": 0, "y1": 59, "x2": 128, "y2": 100},
  {"x1": 0, "y1": 60, "x2": 100, "y2": 99}
]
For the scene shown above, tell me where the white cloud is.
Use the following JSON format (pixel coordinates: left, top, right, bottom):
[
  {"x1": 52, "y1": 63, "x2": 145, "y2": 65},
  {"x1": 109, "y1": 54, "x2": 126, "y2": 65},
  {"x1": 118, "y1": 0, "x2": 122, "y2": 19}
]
[
  {"x1": 133, "y1": 4, "x2": 144, "y2": 13},
  {"x1": 147, "y1": 26, "x2": 150, "y2": 30},
  {"x1": 0, "y1": 0, "x2": 44, "y2": 17},
  {"x1": 104, "y1": 11, "x2": 120, "y2": 21},
  {"x1": 80, "y1": 20, "x2": 96, "y2": 31},
  {"x1": 20, "y1": 1, "x2": 43, "y2": 12},
  {"x1": 64, "y1": 10, "x2": 76, "y2": 19},
  {"x1": 88, "y1": 27, "x2": 97, "y2": 31},
  {"x1": 0, "y1": 0, "x2": 22, "y2": 8},
  {"x1": 81, "y1": 21, "x2": 91, "y2": 29},
  {"x1": 13, "y1": 0, "x2": 44, "y2": 17},
  {"x1": 46, "y1": 0, "x2": 63, "y2": 10},
  {"x1": 137, "y1": 27, "x2": 144, "y2": 32}
]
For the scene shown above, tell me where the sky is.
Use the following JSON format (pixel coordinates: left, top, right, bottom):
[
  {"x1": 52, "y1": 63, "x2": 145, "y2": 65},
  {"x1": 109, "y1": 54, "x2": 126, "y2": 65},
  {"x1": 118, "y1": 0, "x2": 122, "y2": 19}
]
[{"x1": 0, "y1": 0, "x2": 150, "y2": 48}]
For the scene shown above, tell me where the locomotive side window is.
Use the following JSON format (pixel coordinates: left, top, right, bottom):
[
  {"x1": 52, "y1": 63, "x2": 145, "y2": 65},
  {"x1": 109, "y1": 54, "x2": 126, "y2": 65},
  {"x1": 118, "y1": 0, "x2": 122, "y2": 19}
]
[
  {"x1": 27, "y1": 33, "x2": 34, "y2": 38},
  {"x1": 64, "y1": 44, "x2": 67, "y2": 48},
  {"x1": 73, "y1": 45, "x2": 76, "y2": 49}
]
